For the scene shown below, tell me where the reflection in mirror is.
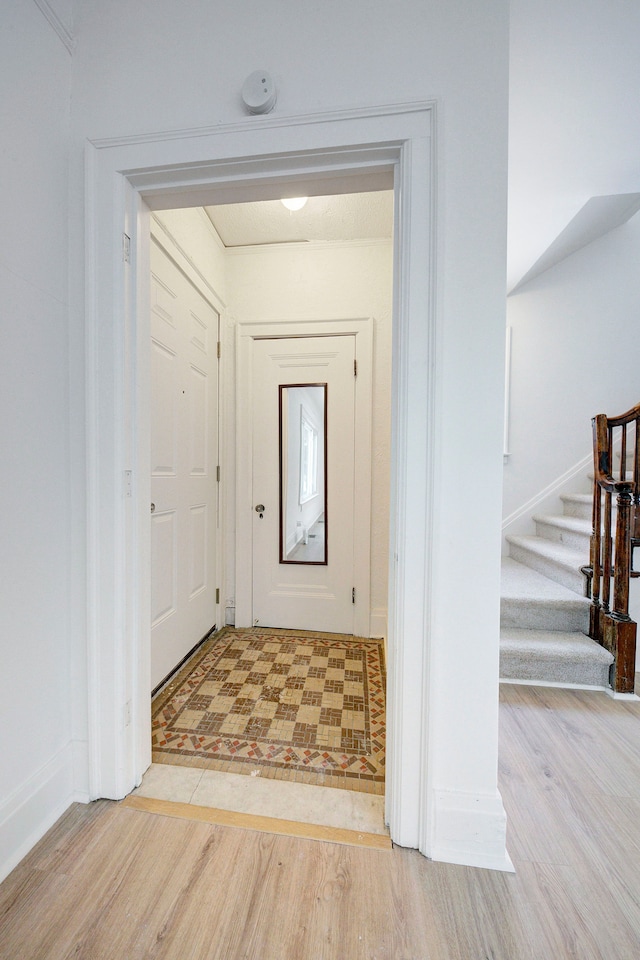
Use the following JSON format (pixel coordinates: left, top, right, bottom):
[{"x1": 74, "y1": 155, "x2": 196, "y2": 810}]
[{"x1": 279, "y1": 384, "x2": 327, "y2": 564}]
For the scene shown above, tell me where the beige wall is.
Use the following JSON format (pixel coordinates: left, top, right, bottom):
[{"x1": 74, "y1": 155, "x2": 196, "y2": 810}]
[
  {"x1": 225, "y1": 238, "x2": 393, "y2": 632},
  {"x1": 155, "y1": 209, "x2": 393, "y2": 633}
]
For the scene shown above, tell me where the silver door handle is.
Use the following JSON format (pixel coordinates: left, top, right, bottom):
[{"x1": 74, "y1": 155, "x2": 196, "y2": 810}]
[
  {"x1": 255, "y1": 503, "x2": 265, "y2": 518},
  {"x1": 150, "y1": 503, "x2": 156, "y2": 513}
]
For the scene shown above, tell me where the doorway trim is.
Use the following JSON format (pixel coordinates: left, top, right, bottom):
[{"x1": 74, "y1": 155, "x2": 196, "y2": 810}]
[
  {"x1": 85, "y1": 101, "x2": 436, "y2": 853},
  {"x1": 236, "y1": 318, "x2": 374, "y2": 637}
]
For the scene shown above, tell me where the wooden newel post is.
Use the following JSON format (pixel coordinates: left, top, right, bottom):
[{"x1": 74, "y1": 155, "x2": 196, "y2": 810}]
[
  {"x1": 613, "y1": 488, "x2": 632, "y2": 618},
  {"x1": 608, "y1": 487, "x2": 637, "y2": 694},
  {"x1": 589, "y1": 407, "x2": 639, "y2": 694}
]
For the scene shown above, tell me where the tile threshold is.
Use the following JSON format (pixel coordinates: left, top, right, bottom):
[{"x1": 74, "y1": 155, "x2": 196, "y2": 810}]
[{"x1": 131, "y1": 762, "x2": 388, "y2": 837}]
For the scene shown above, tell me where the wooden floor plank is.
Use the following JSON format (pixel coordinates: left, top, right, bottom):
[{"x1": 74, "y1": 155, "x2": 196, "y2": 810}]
[{"x1": 1, "y1": 683, "x2": 640, "y2": 959}]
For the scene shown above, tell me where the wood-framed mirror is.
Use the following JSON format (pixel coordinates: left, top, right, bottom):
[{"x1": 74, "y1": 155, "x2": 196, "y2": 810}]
[{"x1": 279, "y1": 383, "x2": 328, "y2": 564}]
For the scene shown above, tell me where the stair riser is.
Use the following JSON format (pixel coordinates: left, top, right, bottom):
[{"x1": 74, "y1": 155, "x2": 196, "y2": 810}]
[
  {"x1": 499, "y1": 627, "x2": 614, "y2": 687},
  {"x1": 561, "y1": 500, "x2": 616, "y2": 522},
  {"x1": 500, "y1": 598, "x2": 589, "y2": 633},
  {"x1": 500, "y1": 651, "x2": 611, "y2": 687},
  {"x1": 560, "y1": 496, "x2": 592, "y2": 521},
  {"x1": 534, "y1": 519, "x2": 591, "y2": 553},
  {"x1": 508, "y1": 542, "x2": 587, "y2": 594}
]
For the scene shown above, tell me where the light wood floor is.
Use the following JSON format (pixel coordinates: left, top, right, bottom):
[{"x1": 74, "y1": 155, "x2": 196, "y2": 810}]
[{"x1": 1, "y1": 682, "x2": 639, "y2": 959}]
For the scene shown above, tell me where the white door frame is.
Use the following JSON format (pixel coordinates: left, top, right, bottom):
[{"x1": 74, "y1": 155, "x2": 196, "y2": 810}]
[
  {"x1": 85, "y1": 102, "x2": 436, "y2": 852},
  {"x1": 236, "y1": 318, "x2": 373, "y2": 638}
]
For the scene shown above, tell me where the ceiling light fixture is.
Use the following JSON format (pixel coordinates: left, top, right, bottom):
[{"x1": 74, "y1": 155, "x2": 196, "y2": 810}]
[{"x1": 281, "y1": 197, "x2": 308, "y2": 211}]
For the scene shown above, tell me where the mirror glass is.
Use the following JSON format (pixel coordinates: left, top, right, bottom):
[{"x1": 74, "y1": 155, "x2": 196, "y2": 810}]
[{"x1": 279, "y1": 384, "x2": 327, "y2": 564}]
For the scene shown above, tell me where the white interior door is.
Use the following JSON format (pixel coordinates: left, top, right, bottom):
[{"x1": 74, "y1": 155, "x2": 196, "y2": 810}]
[
  {"x1": 251, "y1": 335, "x2": 356, "y2": 633},
  {"x1": 149, "y1": 239, "x2": 219, "y2": 688}
]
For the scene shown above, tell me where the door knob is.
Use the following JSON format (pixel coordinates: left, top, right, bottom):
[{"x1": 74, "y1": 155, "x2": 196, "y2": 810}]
[
  {"x1": 150, "y1": 502, "x2": 156, "y2": 513},
  {"x1": 255, "y1": 503, "x2": 265, "y2": 518}
]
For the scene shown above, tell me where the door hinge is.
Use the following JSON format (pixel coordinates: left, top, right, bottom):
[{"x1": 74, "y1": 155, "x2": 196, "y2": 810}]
[
  {"x1": 354, "y1": 359, "x2": 357, "y2": 377},
  {"x1": 215, "y1": 587, "x2": 220, "y2": 605},
  {"x1": 217, "y1": 340, "x2": 221, "y2": 359},
  {"x1": 216, "y1": 465, "x2": 221, "y2": 482},
  {"x1": 352, "y1": 587, "x2": 356, "y2": 604},
  {"x1": 122, "y1": 233, "x2": 131, "y2": 263}
]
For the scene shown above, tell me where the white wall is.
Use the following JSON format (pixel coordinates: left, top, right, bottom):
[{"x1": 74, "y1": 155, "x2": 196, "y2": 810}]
[
  {"x1": 149, "y1": 216, "x2": 392, "y2": 633},
  {"x1": 504, "y1": 2, "x2": 640, "y2": 534},
  {"x1": 153, "y1": 209, "x2": 228, "y2": 308},
  {"x1": 225, "y1": 240, "x2": 393, "y2": 631},
  {"x1": 508, "y1": 0, "x2": 640, "y2": 292},
  {"x1": 0, "y1": 1, "x2": 75, "y2": 881},
  {"x1": 504, "y1": 212, "x2": 640, "y2": 531},
  {"x1": 62, "y1": 0, "x2": 508, "y2": 870}
]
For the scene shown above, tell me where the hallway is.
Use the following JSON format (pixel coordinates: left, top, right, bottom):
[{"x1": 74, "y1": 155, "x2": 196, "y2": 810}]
[
  {"x1": 151, "y1": 627, "x2": 385, "y2": 793},
  {"x1": 2, "y1": 681, "x2": 640, "y2": 959},
  {"x1": 139, "y1": 627, "x2": 388, "y2": 838}
]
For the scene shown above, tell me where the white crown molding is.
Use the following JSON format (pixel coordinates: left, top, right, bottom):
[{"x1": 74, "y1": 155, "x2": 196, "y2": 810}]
[
  {"x1": 89, "y1": 99, "x2": 435, "y2": 150},
  {"x1": 32, "y1": 0, "x2": 76, "y2": 54},
  {"x1": 224, "y1": 236, "x2": 393, "y2": 256},
  {"x1": 151, "y1": 213, "x2": 227, "y2": 311},
  {"x1": 197, "y1": 207, "x2": 227, "y2": 253}
]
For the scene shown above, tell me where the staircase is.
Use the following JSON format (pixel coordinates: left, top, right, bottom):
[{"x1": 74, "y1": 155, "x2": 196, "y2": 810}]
[{"x1": 501, "y1": 489, "x2": 615, "y2": 688}]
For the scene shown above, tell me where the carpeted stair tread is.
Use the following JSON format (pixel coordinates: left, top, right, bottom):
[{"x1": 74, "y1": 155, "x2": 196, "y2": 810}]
[
  {"x1": 532, "y1": 513, "x2": 591, "y2": 551},
  {"x1": 500, "y1": 558, "x2": 589, "y2": 632},
  {"x1": 532, "y1": 514, "x2": 591, "y2": 535},
  {"x1": 500, "y1": 627, "x2": 613, "y2": 687},
  {"x1": 506, "y1": 534, "x2": 587, "y2": 592},
  {"x1": 501, "y1": 557, "x2": 587, "y2": 603},
  {"x1": 503, "y1": 484, "x2": 622, "y2": 689}
]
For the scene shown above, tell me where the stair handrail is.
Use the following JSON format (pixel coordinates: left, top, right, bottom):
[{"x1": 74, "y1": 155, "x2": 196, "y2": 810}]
[{"x1": 589, "y1": 403, "x2": 639, "y2": 693}]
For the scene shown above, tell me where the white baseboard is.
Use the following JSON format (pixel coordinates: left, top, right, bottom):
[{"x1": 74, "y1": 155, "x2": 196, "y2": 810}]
[
  {"x1": 429, "y1": 789, "x2": 514, "y2": 872},
  {"x1": 72, "y1": 738, "x2": 91, "y2": 803},
  {"x1": 500, "y1": 677, "x2": 609, "y2": 692},
  {"x1": 502, "y1": 451, "x2": 593, "y2": 548},
  {"x1": 605, "y1": 688, "x2": 640, "y2": 701},
  {"x1": 369, "y1": 607, "x2": 387, "y2": 639},
  {"x1": 0, "y1": 743, "x2": 78, "y2": 883}
]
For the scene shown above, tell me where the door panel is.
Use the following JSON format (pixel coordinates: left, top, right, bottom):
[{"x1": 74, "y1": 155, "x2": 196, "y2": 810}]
[
  {"x1": 150, "y1": 241, "x2": 219, "y2": 688},
  {"x1": 150, "y1": 511, "x2": 177, "y2": 625},
  {"x1": 188, "y1": 363, "x2": 208, "y2": 474},
  {"x1": 251, "y1": 335, "x2": 356, "y2": 633},
  {"x1": 150, "y1": 340, "x2": 178, "y2": 475}
]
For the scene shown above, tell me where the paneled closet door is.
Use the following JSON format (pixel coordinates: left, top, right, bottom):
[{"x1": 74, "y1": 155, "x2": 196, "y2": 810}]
[{"x1": 149, "y1": 239, "x2": 219, "y2": 689}]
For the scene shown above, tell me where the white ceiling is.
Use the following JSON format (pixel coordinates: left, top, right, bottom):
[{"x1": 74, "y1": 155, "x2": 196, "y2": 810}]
[{"x1": 204, "y1": 190, "x2": 394, "y2": 248}]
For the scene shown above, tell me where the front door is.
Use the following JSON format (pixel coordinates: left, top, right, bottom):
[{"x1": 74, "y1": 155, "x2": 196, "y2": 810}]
[
  {"x1": 149, "y1": 239, "x2": 219, "y2": 688},
  {"x1": 251, "y1": 335, "x2": 357, "y2": 633}
]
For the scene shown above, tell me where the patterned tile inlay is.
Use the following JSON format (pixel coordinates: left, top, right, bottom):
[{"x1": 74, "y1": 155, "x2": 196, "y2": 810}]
[{"x1": 152, "y1": 628, "x2": 386, "y2": 792}]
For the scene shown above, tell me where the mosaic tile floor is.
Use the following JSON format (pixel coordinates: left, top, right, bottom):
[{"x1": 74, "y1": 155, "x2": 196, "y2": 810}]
[{"x1": 152, "y1": 628, "x2": 386, "y2": 794}]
